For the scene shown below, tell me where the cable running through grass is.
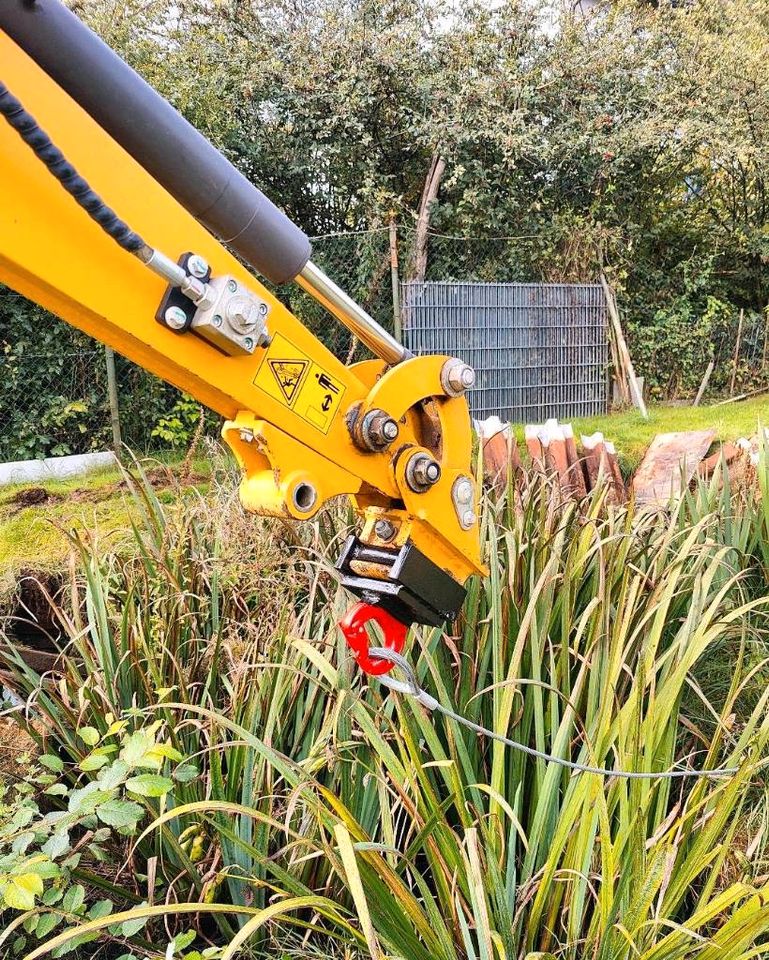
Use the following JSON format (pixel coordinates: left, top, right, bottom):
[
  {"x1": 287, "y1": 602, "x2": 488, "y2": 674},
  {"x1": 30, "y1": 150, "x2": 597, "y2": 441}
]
[{"x1": 367, "y1": 647, "x2": 738, "y2": 781}]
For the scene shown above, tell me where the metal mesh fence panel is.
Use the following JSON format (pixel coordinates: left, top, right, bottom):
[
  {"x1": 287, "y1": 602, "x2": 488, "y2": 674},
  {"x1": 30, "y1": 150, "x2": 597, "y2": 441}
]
[
  {"x1": 402, "y1": 281, "x2": 609, "y2": 423},
  {"x1": 404, "y1": 230, "x2": 540, "y2": 284},
  {"x1": 0, "y1": 337, "x2": 111, "y2": 462},
  {"x1": 0, "y1": 318, "x2": 193, "y2": 463},
  {"x1": 712, "y1": 310, "x2": 769, "y2": 397}
]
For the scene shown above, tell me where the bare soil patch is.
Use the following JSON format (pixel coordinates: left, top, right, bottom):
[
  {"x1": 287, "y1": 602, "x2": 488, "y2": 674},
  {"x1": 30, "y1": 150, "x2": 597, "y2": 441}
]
[{"x1": 6, "y1": 486, "x2": 62, "y2": 511}]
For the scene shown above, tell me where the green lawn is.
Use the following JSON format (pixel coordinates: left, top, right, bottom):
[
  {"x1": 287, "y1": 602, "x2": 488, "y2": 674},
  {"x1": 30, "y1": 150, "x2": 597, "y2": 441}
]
[
  {"x1": 0, "y1": 457, "x2": 210, "y2": 592},
  {"x1": 514, "y1": 395, "x2": 769, "y2": 472}
]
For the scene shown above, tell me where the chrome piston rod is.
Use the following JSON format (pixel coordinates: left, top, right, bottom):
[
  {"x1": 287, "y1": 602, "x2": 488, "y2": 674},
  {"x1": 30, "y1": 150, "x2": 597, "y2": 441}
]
[{"x1": 298, "y1": 260, "x2": 411, "y2": 366}]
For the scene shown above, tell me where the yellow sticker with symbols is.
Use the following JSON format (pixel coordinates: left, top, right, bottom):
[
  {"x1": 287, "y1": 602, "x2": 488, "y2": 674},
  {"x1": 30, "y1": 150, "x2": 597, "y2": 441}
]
[{"x1": 253, "y1": 333, "x2": 346, "y2": 434}]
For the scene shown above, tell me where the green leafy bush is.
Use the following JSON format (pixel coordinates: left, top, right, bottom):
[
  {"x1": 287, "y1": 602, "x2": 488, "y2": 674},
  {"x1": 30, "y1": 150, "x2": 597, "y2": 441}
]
[{"x1": 0, "y1": 719, "x2": 187, "y2": 956}]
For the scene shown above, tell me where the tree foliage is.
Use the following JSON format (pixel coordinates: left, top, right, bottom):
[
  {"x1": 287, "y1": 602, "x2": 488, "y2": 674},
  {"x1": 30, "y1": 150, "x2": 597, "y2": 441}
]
[{"x1": 2, "y1": 0, "x2": 768, "y2": 451}]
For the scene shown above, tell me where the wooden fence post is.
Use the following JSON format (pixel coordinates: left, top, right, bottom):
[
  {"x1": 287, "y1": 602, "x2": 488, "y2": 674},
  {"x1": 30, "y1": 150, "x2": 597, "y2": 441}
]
[
  {"x1": 389, "y1": 215, "x2": 401, "y2": 341},
  {"x1": 104, "y1": 346, "x2": 122, "y2": 458},
  {"x1": 730, "y1": 308, "x2": 744, "y2": 397},
  {"x1": 693, "y1": 360, "x2": 714, "y2": 407},
  {"x1": 599, "y1": 273, "x2": 648, "y2": 419}
]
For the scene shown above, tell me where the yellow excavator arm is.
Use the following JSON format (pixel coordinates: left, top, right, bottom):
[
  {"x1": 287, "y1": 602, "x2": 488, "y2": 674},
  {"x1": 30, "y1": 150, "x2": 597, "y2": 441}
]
[{"x1": 0, "y1": 2, "x2": 485, "y2": 660}]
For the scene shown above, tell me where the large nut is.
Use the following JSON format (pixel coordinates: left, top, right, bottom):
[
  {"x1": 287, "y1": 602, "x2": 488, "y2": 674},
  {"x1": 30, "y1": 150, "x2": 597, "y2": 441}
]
[
  {"x1": 358, "y1": 408, "x2": 400, "y2": 451},
  {"x1": 441, "y1": 358, "x2": 476, "y2": 397},
  {"x1": 405, "y1": 452, "x2": 442, "y2": 493},
  {"x1": 455, "y1": 477, "x2": 474, "y2": 504}
]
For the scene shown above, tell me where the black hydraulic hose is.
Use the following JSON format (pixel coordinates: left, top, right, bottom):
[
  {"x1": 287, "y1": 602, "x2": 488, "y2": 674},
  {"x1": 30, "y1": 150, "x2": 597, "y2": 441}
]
[
  {"x1": 0, "y1": 80, "x2": 147, "y2": 255},
  {"x1": 0, "y1": 0, "x2": 312, "y2": 285}
]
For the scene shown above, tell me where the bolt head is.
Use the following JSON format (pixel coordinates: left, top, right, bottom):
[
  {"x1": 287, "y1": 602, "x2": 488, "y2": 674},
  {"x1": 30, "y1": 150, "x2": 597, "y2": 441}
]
[
  {"x1": 443, "y1": 359, "x2": 476, "y2": 395},
  {"x1": 187, "y1": 254, "x2": 209, "y2": 279},
  {"x1": 244, "y1": 337, "x2": 254, "y2": 351},
  {"x1": 456, "y1": 478, "x2": 474, "y2": 504},
  {"x1": 374, "y1": 519, "x2": 397, "y2": 541},
  {"x1": 213, "y1": 314, "x2": 223, "y2": 328},
  {"x1": 227, "y1": 279, "x2": 238, "y2": 293},
  {"x1": 462, "y1": 509, "x2": 477, "y2": 528},
  {"x1": 425, "y1": 462, "x2": 440, "y2": 482},
  {"x1": 382, "y1": 419, "x2": 399, "y2": 441},
  {"x1": 258, "y1": 302, "x2": 269, "y2": 316},
  {"x1": 164, "y1": 306, "x2": 188, "y2": 330},
  {"x1": 228, "y1": 297, "x2": 259, "y2": 333}
]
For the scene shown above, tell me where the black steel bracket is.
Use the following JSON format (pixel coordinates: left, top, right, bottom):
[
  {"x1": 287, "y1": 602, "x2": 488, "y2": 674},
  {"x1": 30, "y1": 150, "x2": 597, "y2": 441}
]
[
  {"x1": 335, "y1": 536, "x2": 467, "y2": 628},
  {"x1": 155, "y1": 252, "x2": 210, "y2": 333}
]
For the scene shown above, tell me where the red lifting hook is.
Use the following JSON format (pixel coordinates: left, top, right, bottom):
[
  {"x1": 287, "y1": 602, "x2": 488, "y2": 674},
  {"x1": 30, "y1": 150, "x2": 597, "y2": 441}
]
[{"x1": 339, "y1": 601, "x2": 408, "y2": 676}]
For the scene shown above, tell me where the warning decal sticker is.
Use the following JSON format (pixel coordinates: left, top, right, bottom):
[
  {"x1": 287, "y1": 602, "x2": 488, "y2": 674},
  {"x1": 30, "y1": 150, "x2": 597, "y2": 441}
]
[
  {"x1": 253, "y1": 333, "x2": 346, "y2": 434},
  {"x1": 268, "y1": 359, "x2": 308, "y2": 403}
]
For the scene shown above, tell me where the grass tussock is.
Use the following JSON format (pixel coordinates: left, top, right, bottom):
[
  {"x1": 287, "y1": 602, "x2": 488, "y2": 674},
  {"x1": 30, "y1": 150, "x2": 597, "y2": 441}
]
[{"x1": 1, "y1": 449, "x2": 769, "y2": 958}]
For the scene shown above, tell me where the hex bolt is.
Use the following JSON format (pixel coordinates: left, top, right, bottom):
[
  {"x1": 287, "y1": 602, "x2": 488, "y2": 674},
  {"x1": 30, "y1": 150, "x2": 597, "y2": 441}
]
[
  {"x1": 359, "y1": 409, "x2": 400, "y2": 451},
  {"x1": 374, "y1": 519, "x2": 397, "y2": 542},
  {"x1": 406, "y1": 452, "x2": 442, "y2": 493},
  {"x1": 441, "y1": 358, "x2": 476, "y2": 396},
  {"x1": 164, "y1": 306, "x2": 188, "y2": 330},
  {"x1": 213, "y1": 314, "x2": 223, "y2": 328},
  {"x1": 227, "y1": 279, "x2": 238, "y2": 293},
  {"x1": 258, "y1": 302, "x2": 269, "y2": 316},
  {"x1": 458, "y1": 365, "x2": 475, "y2": 389},
  {"x1": 187, "y1": 254, "x2": 209, "y2": 279},
  {"x1": 462, "y1": 509, "x2": 477, "y2": 528},
  {"x1": 227, "y1": 297, "x2": 260, "y2": 334},
  {"x1": 244, "y1": 337, "x2": 254, "y2": 351}
]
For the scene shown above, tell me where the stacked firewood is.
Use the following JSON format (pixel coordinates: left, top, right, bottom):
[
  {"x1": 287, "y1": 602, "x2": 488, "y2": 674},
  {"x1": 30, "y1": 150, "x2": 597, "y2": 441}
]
[
  {"x1": 479, "y1": 417, "x2": 763, "y2": 507},
  {"x1": 478, "y1": 417, "x2": 627, "y2": 503}
]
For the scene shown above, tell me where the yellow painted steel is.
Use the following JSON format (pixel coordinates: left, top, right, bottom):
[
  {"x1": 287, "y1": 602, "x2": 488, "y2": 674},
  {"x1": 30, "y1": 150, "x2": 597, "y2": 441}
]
[{"x1": 0, "y1": 32, "x2": 484, "y2": 586}]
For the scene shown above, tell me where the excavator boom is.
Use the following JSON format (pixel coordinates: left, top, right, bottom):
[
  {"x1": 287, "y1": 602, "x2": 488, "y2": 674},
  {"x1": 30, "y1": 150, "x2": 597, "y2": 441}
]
[{"x1": 0, "y1": 1, "x2": 485, "y2": 662}]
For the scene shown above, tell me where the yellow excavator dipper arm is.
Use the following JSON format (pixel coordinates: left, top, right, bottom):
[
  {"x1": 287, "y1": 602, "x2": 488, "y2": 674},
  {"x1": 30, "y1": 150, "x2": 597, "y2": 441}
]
[{"x1": 0, "y1": 2, "x2": 485, "y2": 656}]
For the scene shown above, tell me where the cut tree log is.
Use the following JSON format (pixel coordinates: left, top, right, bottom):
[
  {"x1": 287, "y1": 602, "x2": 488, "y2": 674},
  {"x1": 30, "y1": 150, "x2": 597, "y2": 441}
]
[
  {"x1": 698, "y1": 442, "x2": 741, "y2": 480},
  {"x1": 562, "y1": 423, "x2": 588, "y2": 498},
  {"x1": 581, "y1": 432, "x2": 627, "y2": 504},
  {"x1": 525, "y1": 424, "x2": 546, "y2": 471},
  {"x1": 604, "y1": 441, "x2": 627, "y2": 503},
  {"x1": 478, "y1": 417, "x2": 521, "y2": 492},
  {"x1": 633, "y1": 430, "x2": 716, "y2": 507},
  {"x1": 540, "y1": 420, "x2": 571, "y2": 493}
]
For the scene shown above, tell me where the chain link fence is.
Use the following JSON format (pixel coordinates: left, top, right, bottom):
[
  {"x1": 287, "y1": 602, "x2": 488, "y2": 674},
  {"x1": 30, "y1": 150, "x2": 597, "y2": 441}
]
[
  {"x1": 1, "y1": 225, "x2": 766, "y2": 464},
  {"x1": 0, "y1": 323, "x2": 197, "y2": 463}
]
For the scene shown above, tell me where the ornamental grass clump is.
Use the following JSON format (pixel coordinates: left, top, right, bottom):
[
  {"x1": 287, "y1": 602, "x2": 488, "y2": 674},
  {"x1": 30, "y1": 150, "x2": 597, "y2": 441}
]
[{"x1": 2, "y1": 454, "x2": 769, "y2": 958}]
